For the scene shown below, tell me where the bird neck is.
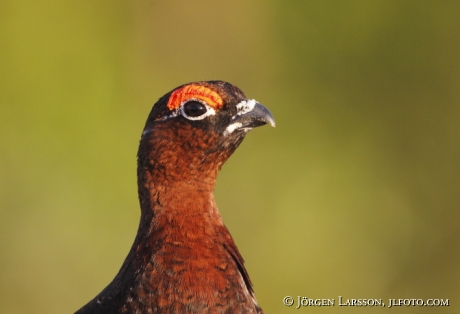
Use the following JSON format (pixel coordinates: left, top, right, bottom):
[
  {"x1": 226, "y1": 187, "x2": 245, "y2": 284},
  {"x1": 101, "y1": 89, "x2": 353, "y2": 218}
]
[
  {"x1": 136, "y1": 124, "x2": 229, "y2": 221},
  {"x1": 132, "y1": 124, "x2": 237, "y2": 275},
  {"x1": 135, "y1": 134, "x2": 230, "y2": 248},
  {"x1": 137, "y1": 165, "x2": 222, "y2": 222}
]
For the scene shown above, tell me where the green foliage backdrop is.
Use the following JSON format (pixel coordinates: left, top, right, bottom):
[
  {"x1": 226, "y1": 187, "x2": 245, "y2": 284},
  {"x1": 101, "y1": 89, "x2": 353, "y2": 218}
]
[{"x1": 1, "y1": 1, "x2": 459, "y2": 313}]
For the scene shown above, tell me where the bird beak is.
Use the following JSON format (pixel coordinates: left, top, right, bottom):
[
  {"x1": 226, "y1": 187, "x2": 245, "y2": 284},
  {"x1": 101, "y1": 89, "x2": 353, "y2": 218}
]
[{"x1": 225, "y1": 100, "x2": 275, "y2": 135}]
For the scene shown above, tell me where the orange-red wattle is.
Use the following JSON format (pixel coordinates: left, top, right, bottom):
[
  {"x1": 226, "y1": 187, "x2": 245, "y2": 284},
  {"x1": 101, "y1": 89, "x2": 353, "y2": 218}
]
[{"x1": 167, "y1": 84, "x2": 224, "y2": 110}]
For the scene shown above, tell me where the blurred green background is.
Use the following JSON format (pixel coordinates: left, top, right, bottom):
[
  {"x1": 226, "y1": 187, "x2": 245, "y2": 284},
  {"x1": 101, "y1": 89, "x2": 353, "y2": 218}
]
[{"x1": 1, "y1": 1, "x2": 459, "y2": 313}]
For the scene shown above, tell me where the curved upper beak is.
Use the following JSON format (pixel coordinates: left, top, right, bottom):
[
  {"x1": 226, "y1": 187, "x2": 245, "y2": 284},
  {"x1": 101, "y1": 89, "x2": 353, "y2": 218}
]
[{"x1": 224, "y1": 100, "x2": 275, "y2": 135}]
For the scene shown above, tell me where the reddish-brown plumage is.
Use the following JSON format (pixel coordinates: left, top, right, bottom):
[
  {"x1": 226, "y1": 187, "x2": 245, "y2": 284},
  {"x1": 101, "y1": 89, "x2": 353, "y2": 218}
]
[{"x1": 76, "y1": 81, "x2": 274, "y2": 314}]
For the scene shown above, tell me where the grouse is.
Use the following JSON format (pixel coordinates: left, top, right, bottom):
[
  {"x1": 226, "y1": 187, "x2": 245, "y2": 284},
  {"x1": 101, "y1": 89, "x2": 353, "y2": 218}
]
[{"x1": 75, "y1": 81, "x2": 275, "y2": 314}]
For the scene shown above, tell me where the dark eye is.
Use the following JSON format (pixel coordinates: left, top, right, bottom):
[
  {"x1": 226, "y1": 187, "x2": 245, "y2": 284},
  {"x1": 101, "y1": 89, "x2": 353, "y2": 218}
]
[{"x1": 183, "y1": 101, "x2": 207, "y2": 117}]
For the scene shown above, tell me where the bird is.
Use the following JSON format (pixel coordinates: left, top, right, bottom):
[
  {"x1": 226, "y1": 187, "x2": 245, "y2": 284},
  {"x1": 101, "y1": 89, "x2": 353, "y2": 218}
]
[{"x1": 75, "y1": 80, "x2": 275, "y2": 314}]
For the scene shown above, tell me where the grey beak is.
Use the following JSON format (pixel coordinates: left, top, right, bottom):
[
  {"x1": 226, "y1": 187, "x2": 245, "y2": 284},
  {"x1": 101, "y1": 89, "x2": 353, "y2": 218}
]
[
  {"x1": 234, "y1": 100, "x2": 275, "y2": 127},
  {"x1": 224, "y1": 100, "x2": 275, "y2": 135}
]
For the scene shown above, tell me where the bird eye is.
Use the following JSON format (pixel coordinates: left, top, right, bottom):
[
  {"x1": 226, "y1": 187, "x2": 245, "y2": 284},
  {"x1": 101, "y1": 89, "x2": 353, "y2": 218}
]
[{"x1": 183, "y1": 101, "x2": 207, "y2": 117}]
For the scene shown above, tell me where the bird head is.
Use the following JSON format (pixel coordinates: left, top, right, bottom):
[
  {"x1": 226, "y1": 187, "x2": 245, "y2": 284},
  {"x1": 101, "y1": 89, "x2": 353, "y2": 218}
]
[{"x1": 138, "y1": 81, "x2": 275, "y2": 184}]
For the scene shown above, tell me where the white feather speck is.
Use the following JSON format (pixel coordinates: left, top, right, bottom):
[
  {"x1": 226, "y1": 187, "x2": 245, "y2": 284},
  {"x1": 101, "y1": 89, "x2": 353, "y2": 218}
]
[
  {"x1": 235, "y1": 99, "x2": 257, "y2": 117},
  {"x1": 223, "y1": 122, "x2": 243, "y2": 136}
]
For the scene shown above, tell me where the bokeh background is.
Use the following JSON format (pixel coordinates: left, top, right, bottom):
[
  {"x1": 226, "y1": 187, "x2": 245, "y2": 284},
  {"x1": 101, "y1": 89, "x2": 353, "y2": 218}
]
[{"x1": 1, "y1": 1, "x2": 459, "y2": 313}]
